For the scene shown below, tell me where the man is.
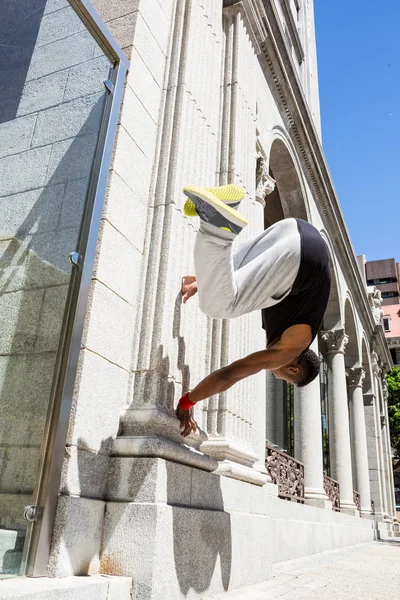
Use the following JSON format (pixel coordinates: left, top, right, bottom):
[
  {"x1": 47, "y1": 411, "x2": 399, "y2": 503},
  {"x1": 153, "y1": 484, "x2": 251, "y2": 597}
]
[{"x1": 176, "y1": 183, "x2": 331, "y2": 437}]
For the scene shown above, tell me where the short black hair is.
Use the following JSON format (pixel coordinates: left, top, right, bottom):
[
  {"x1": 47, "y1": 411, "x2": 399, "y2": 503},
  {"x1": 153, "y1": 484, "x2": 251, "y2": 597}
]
[{"x1": 295, "y1": 349, "x2": 320, "y2": 387}]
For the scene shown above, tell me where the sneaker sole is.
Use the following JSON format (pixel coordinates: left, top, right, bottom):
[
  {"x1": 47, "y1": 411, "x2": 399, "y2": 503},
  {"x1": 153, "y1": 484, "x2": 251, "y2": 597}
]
[{"x1": 182, "y1": 185, "x2": 248, "y2": 228}]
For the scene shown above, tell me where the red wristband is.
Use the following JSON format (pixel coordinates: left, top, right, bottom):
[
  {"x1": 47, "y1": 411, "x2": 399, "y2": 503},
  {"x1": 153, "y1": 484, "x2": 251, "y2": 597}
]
[{"x1": 178, "y1": 393, "x2": 196, "y2": 410}]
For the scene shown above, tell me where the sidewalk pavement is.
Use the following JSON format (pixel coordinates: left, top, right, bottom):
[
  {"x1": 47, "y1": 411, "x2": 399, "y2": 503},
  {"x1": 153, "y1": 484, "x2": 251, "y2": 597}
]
[{"x1": 208, "y1": 540, "x2": 400, "y2": 600}]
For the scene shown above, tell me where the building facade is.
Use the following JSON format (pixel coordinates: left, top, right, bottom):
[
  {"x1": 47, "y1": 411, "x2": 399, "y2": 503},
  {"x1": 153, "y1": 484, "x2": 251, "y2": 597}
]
[
  {"x1": 0, "y1": 1, "x2": 398, "y2": 599},
  {"x1": 358, "y1": 257, "x2": 400, "y2": 365}
]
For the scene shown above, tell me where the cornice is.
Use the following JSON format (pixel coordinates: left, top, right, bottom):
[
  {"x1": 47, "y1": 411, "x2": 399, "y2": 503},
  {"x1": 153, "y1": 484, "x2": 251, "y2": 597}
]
[{"x1": 223, "y1": 0, "x2": 392, "y2": 368}]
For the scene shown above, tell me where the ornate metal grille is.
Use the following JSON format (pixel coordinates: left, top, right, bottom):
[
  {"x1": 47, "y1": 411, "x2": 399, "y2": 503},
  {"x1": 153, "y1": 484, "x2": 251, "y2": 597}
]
[
  {"x1": 323, "y1": 473, "x2": 340, "y2": 511},
  {"x1": 265, "y1": 443, "x2": 305, "y2": 503}
]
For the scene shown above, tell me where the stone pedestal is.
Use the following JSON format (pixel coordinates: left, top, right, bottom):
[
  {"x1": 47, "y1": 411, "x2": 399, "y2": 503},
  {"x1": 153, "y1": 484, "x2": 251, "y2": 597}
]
[
  {"x1": 322, "y1": 330, "x2": 357, "y2": 514},
  {"x1": 347, "y1": 368, "x2": 372, "y2": 516}
]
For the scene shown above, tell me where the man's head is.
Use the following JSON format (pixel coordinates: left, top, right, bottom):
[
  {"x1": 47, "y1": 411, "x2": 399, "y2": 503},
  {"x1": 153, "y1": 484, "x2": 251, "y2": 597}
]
[{"x1": 271, "y1": 349, "x2": 320, "y2": 387}]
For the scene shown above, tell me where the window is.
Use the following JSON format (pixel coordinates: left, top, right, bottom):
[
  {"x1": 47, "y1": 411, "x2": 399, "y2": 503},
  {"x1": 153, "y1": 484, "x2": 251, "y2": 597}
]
[
  {"x1": 367, "y1": 277, "x2": 397, "y2": 285},
  {"x1": 382, "y1": 291, "x2": 399, "y2": 299},
  {"x1": 383, "y1": 317, "x2": 391, "y2": 332}
]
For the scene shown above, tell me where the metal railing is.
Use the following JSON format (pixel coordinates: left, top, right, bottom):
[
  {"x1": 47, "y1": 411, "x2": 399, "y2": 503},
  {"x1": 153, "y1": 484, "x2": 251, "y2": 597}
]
[
  {"x1": 265, "y1": 443, "x2": 305, "y2": 503},
  {"x1": 323, "y1": 473, "x2": 340, "y2": 511},
  {"x1": 353, "y1": 491, "x2": 361, "y2": 513}
]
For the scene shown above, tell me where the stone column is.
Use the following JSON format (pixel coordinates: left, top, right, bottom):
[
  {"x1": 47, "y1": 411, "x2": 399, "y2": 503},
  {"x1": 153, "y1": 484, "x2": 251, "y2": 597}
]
[
  {"x1": 372, "y1": 354, "x2": 391, "y2": 522},
  {"x1": 382, "y1": 378, "x2": 399, "y2": 525},
  {"x1": 294, "y1": 340, "x2": 330, "y2": 507},
  {"x1": 363, "y1": 391, "x2": 384, "y2": 519},
  {"x1": 321, "y1": 329, "x2": 357, "y2": 514},
  {"x1": 380, "y1": 377, "x2": 396, "y2": 522},
  {"x1": 347, "y1": 368, "x2": 372, "y2": 516}
]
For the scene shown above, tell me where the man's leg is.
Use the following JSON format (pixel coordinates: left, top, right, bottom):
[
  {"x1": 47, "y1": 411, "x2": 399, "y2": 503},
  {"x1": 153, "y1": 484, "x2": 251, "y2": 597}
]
[{"x1": 195, "y1": 218, "x2": 301, "y2": 319}]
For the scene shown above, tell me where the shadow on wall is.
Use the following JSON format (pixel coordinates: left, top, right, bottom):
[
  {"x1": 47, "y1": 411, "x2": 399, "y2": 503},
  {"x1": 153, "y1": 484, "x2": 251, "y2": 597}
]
[
  {"x1": 167, "y1": 461, "x2": 232, "y2": 596},
  {"x1": 0, "y1": 1, "x2": 47, "y2": 124},
  {"x1": 97, "y1": 293, "x2": 232, "y2": 597}
]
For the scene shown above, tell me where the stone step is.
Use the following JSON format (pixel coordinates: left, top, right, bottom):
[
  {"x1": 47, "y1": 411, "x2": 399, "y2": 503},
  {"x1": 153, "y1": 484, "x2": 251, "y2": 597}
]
[{"x1": 0, "y1": 575, "x2": 131, "y2": 600}]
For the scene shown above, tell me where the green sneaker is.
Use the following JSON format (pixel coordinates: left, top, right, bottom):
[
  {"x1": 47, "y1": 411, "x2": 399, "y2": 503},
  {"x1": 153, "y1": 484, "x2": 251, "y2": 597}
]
[{"x1": 182, "y1": 184, "x2": 248, "y2": 234}]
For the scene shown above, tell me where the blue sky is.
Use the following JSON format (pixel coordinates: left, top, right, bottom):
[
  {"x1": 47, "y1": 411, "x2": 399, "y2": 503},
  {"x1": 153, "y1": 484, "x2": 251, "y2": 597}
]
[{"x1": 314, "y1": 0, "x2": 400, "y2": 261}]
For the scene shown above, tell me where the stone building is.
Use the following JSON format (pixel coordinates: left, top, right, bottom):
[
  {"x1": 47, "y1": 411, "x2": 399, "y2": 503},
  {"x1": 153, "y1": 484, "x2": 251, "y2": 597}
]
[{"x1": 0, "y1": 0, "x2": 398, "y2": 599}]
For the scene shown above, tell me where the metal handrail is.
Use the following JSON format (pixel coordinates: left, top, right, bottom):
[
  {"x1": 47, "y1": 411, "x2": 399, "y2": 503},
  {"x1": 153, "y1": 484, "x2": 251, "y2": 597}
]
[{"x1": 323, "y1": 473, "x2": 340, "y2": 511}]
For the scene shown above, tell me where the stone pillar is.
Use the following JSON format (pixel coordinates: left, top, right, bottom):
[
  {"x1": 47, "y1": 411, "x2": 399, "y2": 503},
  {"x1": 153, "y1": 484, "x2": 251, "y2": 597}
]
[
  {"x1": 380, "y1": 377, "x2": 396, "y2": 522},
  {"x1": 198, "y1": 4, "x2": 269, "y2": 486},
  {"x1": 382, "y1": 378, "x2": 399, "y2": 525},
  {"x1": 321, "y1": 329, "x2": 357, "y2": 514},
  {"x1": 372, "y1": 353, "x2": 391, "y2": 523},
  {"x1": 363, "y1": 391, "x2": 384, "y2": 519},
  {"x1": 294, "y1": 340, "x2": 330, "y2": 507},
  {"x1": 347, "y1": 368, "x2": 372, "y2": 516}
]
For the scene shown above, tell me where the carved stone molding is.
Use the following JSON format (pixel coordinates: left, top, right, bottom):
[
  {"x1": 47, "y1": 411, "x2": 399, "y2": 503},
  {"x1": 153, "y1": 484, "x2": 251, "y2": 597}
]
[
  {"x1": 255, "y1": 154, "x2": 276, "y2": 206},
  {"x1": 321, "y1": 329, "x2": 349, "y2": 355},
  {"x1": 346, "y1": 367, "x2": 365, "y2": 389}
]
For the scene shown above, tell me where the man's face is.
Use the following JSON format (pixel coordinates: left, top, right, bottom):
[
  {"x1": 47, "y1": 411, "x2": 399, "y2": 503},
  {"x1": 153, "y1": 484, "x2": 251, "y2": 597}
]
[{"x1": 271, "y1": 362, "x2": 300, "y2": 384}]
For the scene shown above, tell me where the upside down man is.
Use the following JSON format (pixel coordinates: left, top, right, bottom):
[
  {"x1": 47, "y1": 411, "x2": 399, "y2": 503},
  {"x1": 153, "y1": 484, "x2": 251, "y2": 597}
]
[{"x1": 176, "y1": 184, "x2": 331, "y2": 437}]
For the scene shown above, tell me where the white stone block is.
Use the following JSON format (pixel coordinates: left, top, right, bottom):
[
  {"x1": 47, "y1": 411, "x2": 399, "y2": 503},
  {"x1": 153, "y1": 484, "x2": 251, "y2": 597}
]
[
  {"x1": 93, "y1": 219, "x2": 142, "y2": 304},
  {"x1": 60, "y1": 446, "x2": 110, "y2": 499},
  {"x1": 45, "y1": 134, "x2": 99, "y2": 186},
  {"x1": 43, "y1": 0, "x2": 69, "y2": 15},
  {"x1": 132, "y1": 12, "x2": 166, "y2": 87},
  {"x1": 0, "y1": 353, "x2": 57, "y2": 447},
  {"x1": 0, "y1": 575, "x2": 131, "y2": 600},
  {"x1": 67, "y1": 348, "x2": 130, "y2": 451},
  {"x1": 63, "y1": 56, "x2": 111, "y2": 102},
  {"x1": 139, "y1": 0, "x2": 171, "y2": 54},
  {"x1": 103, "y1": 12, "x2": 139, "y2": 49},
  {"x1": 0, "y1": 114, "x2": 37, "y2": 159},
  {"x1": 58, "y1": 177, "x2": 88, "y2": 230},
  {"x1": 36, "y1": 6, "x2": 85, "y2": 48},
  {"x1": 0, "y1": 237, "x2": 68, "y2": 296},
  {"x1": 32, "y1": 93, "x2": 105, "y2": 147},
  {"x1": 26, "y1": 31, "x2": 96, "y2": 81},
  {"x1": 0, "y1": 146, "x2": 51, "y2": 197},
  {"x1": 82, "y1": 280, "x2": 134, "y2": 370},
  {"x1": 121, "y1": 84, "x2": 157, "y2": 160},
  {"x1": 34, "y1": 284, "x2": 69, "y2": 352},
  {"x1": 106, "y1": 456, "x2": 192, "y2": 504},
  {"x1": 0, "y1": 184, "x2": 65, "y2": 241},
  {"x1": 101, "y1": 501, "x2": 272, "y2": 598},
  {"x1": 104, "y1": 171, "x2": 148, "y2": 253},
  {"x1": 113, "y1": 125, "x2": 153, "y2": 201},
  {"x1": 0, "y1": 493, "x2": 31, "y2": 530},
  {"x1": 91, "y1": 0, "x2": 139, "y2": 23},
  {"x1": 0, "y1": 446, "x2": 40, "y2": 494},
  {"x1": 0, "y1": 288, "x2": 45, "y2": 354},
  {"x1": 127, "y1": 50, "x2": 161, "y2": 122},
  {"x1": 47, "y1": 496, "x2": 105, "y2": 577}
]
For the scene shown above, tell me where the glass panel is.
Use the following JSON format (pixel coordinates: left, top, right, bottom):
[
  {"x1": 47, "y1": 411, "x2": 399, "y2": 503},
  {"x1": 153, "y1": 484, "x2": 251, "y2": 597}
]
[{"x1": 0, "y1": 0, "x2": 112, "y2": 577}]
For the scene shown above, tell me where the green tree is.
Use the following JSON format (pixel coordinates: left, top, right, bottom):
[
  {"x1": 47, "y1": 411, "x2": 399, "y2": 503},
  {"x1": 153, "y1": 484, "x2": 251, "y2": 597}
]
[{"x1": 386, "y1": 367, "x2": 400, "y2": 458}]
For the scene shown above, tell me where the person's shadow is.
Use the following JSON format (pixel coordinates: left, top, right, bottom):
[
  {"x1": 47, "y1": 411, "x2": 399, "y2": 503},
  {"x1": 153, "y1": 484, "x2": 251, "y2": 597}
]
[{"x1": 167, "y1": 291, "x2": 232, "y2": 595}]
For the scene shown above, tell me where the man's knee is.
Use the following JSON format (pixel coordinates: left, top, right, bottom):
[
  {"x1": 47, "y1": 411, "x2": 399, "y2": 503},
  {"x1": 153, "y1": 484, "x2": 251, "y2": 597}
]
[{"x1": 198, "y1": 295, "x2": 237, "y2": 320}]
